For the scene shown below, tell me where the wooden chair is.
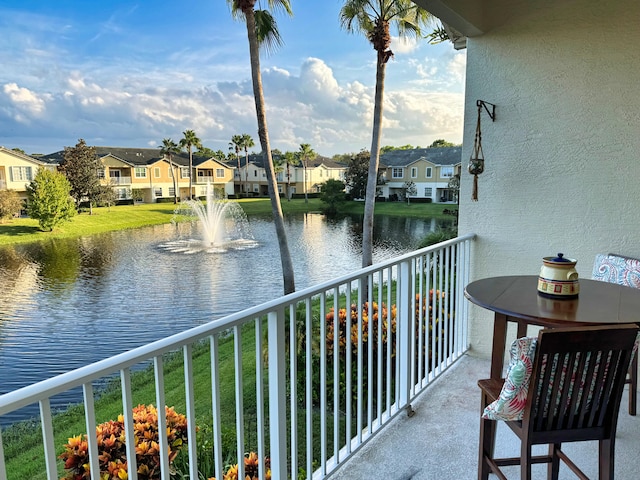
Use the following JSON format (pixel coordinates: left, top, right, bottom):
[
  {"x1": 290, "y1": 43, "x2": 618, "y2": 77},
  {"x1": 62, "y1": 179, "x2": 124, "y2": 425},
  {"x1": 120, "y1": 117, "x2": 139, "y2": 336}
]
[
  {"x1": 592, "y1": 252, "x2": 640, "y2": 415},
  {"x1": 478, "y1": 324, "x2": 639, "y2": 480}
]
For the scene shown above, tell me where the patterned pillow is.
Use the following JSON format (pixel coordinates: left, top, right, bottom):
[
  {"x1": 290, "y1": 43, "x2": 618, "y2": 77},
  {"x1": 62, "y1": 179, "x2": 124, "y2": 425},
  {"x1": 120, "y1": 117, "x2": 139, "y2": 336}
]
[
  {"x1": 482, "y1": 336, "x2": 537, "y2": 421},
  {"x1": 592, "y1": 253, "x2": 640, "y2": 288}
]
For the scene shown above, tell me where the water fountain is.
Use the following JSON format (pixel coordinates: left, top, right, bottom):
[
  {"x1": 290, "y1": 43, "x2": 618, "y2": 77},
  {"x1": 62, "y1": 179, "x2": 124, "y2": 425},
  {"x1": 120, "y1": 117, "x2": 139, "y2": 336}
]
[{"x1": 160, "y1": 183, "x2": 258, "y2": 254}]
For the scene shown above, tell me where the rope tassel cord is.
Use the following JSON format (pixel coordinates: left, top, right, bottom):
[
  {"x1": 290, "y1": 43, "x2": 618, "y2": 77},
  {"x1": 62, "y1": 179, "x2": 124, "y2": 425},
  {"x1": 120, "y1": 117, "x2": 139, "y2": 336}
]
[{"x1": 468, "y1": 103, "x2": 485, "y2": 201}]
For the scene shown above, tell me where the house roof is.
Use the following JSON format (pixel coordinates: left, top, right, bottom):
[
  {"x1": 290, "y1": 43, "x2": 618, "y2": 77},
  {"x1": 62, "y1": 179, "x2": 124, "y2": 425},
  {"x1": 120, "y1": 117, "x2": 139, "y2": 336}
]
[
  {"x1": 379, "y1": 146, "x2": 462, "y2": 168},
  {"x1": 40, "y1": 146, "x2": 229, "y2": 169},
  {"x1": 0, "y1": 146, "x2": 58, "y2": 166},
  {"x1": 234, "y1": 153, "x2": 345, "y2": 169}
]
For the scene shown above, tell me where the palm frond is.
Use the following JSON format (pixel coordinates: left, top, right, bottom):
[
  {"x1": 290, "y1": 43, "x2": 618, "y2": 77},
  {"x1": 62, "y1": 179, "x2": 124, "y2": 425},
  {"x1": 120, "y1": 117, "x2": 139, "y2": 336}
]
[{"x1": 255, "y1": 9, "x2": 285, "y2": 55}]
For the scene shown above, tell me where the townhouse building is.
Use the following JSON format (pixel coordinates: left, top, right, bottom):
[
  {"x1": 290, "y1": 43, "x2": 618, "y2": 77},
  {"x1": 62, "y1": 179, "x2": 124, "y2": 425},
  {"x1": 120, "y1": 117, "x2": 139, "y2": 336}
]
[
  {"x1": 231, "y1": 153, "x2": 347, "y2": 197},
  {"x1": 41, "y1": 147, "x2": 235, "y2": 203},
  {"x1": 378, "y1": 146, "x2": 461, "y2": 202},
  {"x1": 0, "y1": 146, "x2": 58, "y2": 201}
]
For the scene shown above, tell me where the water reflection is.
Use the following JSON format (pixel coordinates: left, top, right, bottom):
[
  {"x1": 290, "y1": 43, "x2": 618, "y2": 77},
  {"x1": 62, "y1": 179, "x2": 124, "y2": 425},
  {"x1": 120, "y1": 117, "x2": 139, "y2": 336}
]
[{"x1": 0, "y1": 213, "x2": 452, "y2": 422}]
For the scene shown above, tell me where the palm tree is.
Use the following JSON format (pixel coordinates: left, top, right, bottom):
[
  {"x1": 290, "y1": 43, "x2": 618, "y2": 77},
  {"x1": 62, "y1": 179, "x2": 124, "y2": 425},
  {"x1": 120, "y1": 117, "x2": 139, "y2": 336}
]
[
  {"x1": 159, "y1": 138, "x2": 180, "y2": 204},
  {"x1": 283, "y1": 150, "x2": 296, "y2": 201},
  {"x1": 298, "y1": 143, "x2": 316, "y2": 204},
  {"x1": 229, "y1": 135, "x2": 243, "y2": 196},
  {"x1": 340, "y1": 0, "x2": 432, "y2": 267},
  {"x1": 229, "y1": 0, "x2": 295, "y2": 295},
  {"x1": 240, "y1": 134, "x2": 255, "y2": 195},
  {"x1": 179, "y1": 129, "x2": 202, "y2": 199}
]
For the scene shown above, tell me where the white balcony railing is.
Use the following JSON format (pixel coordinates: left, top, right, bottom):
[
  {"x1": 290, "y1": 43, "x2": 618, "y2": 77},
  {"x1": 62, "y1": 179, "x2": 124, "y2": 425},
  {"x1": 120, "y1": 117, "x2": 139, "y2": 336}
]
[
  {"x1": 107, "y1": 176, "x2": 132, "y2": 185},
  {"x1": 0, "y1": 234, "x2": 475, "y2": 480}
]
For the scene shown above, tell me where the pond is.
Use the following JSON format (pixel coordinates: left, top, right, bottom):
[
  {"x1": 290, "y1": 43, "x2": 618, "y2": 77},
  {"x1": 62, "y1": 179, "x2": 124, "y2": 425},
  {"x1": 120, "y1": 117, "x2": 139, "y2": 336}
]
[{"x1": 0, "y1": 213, "x2": 452, "y2": 422}]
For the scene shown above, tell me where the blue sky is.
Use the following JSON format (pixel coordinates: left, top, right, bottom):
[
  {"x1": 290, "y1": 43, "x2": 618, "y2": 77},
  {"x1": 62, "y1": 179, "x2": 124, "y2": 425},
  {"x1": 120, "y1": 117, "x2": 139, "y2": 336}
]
[{"x1": 0, "y1": 1, "x2": 466, "y2": 157}]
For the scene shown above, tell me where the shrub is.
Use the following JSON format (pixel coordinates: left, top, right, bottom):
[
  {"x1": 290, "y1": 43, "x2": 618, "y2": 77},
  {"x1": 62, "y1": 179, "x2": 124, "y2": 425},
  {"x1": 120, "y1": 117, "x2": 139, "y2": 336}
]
[
  {"x1": 0, "y1": 189, "x2": 23, "y2": 222},
  {"x1": 208, "y1": 452, "x2": 271, "y2": 480},
  {"x1": 59, "y1": 404, "x2": 188, "y2": 480}
]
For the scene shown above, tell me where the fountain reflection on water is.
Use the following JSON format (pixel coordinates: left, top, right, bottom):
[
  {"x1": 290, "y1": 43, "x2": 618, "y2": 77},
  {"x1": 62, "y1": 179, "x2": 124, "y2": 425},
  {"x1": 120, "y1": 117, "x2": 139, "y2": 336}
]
[{"x1": 161, "y1": 183, "x2": 259, "y2": 254}]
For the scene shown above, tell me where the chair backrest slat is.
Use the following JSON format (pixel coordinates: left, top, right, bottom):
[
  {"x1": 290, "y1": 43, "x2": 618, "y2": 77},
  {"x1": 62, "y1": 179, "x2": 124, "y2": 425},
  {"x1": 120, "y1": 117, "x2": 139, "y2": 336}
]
[{"x1": 523, "y1": 324, "x2": 638, "y2": 438}]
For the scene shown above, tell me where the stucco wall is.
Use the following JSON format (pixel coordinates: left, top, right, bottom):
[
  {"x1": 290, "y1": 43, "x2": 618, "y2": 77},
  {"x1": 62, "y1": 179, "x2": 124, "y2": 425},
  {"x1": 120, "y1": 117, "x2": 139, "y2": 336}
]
[{"x1": 457, "y1": 1, "x2": 640, "y2": 357}]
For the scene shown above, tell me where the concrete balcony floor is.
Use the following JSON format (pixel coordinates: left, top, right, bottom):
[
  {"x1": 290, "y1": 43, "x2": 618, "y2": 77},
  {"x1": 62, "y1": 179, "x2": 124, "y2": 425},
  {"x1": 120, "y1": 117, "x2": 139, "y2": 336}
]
[{"x1": 330, "y1": 355, "x2": 640, "y2": 480}]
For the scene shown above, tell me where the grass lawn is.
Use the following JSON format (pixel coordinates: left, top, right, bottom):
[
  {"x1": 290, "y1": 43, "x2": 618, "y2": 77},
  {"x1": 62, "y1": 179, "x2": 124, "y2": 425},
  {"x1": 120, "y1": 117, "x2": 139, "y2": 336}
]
[{"x1": 0, "y1": 198, "x2": 456, "y2": 246}]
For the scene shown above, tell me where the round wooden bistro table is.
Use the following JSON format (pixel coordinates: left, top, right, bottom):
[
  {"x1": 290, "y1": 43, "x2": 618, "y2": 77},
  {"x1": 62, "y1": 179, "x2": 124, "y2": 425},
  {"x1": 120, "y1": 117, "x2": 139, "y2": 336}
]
[{"x1": 464, "y1": 275, "x2": 640, "y2": 381}]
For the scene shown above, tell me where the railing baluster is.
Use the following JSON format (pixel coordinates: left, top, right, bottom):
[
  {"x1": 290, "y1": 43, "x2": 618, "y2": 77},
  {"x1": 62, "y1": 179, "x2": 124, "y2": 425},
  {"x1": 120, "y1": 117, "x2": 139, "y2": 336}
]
[
  {"x1": 210, "y1": 335, "x2": 223, "y2": 480},
  {"x1": 38, "y1": 399, "x2": 57, "y2": 480},
  {"x1": 345, "y1": 282, "x2": 352, "y2": 454},
  {"x1": 332, "y1": 287, "x2": 340, "y2": 463},
  {"x1": 233, "y1": 325, "x2": 245, "y2": 480},
  {"x1": 356, "y1": 278, "x2": 364, "y2": 443},
  {"x1": 319, "y1": 292, "x2": 327, "y2": 474},
  {"x1": 288, "y1": 305, "x2": 298, "y2": 480},
  {"x1": 367, "y1": 274, "x2": 373, "y2": 434},
  {"x1": 120, "y1": 368, "x2": 137, "y2": 480},
  {"x1": 268, "y1": 308, "x2": 287, "y2": 480},
  {"x1": 153, "y1": 356, "x2": 170, "y2": 480},
  {"x1": 183, "y1": 344, "x2": 198, "y2": 480},
  {"x1": 256, "y1": 317, "x2": 266, "y2": 480},
  {"x1": 398, "y1": 260, "x2": 412, "y2": 410},
  {"x1": 305, "y1": 297, "x2": 313, "y2": 477},
  {"x1": 376, "y1": 270, "x2": 383, "y2": 428},
  {"x1": 386, "y1": 266, "x2": 393, "y2": 415},
  {"x1": 82, "y1": 382, "x2": 101, "y2": 480},
  {"x1": 0, "y1": 428, "x2": 6, "y2": 480}
]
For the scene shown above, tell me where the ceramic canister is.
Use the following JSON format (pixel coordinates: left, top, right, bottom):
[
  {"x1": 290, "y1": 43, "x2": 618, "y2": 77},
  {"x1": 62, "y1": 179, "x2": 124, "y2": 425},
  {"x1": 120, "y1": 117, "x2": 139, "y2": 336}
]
[{"x1": 537, "y1": 253, "x2": 579, "y2": 298}]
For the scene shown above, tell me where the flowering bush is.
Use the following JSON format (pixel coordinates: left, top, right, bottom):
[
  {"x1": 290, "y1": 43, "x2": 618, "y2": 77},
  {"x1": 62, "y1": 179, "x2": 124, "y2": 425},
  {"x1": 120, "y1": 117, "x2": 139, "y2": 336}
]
[
  {"x1": 59, "y1": 404, "x2": 188, "y2": 480},
  {"x1": 208, "y1": 452, "x2": 271, "y2": 480},
  {"x1": 325, "y1": 301, "x2": 397, "y2": 359}
]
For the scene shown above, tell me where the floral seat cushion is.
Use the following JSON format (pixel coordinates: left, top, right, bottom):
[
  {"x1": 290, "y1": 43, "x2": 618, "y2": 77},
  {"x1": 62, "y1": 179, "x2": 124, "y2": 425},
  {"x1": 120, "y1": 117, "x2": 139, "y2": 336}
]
[{"x1": 482, "y1": 336, "x2": 537, "y2": 421}]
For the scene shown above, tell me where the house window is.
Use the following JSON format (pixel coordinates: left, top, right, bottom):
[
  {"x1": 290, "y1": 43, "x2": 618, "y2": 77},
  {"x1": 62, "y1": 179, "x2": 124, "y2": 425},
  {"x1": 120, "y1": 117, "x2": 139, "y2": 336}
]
[
  {"x1": 154, "y1": 167, "x2": 161, "y2": 178},
  {"x1": 117, "y1": 188, "x2": 128, "y2": 199},
  {"x1": 254, "y1": 171, "x2": 258, "y2": 177},
  {"x1": 135, "y1": 167, "x2": 146, "y2": 178},
  {"x1": 291, "y1": 187, "x2": 297, "y2": 194},
  {"x1": 97, "y1": 168, "x2": 105, "y2": 179},
  {"x1": 169, "y1": 187, "x2": 175, "y2": 196},
  {"x1": 411, "y1": 167, "x2": 417, "y2": 178},
  {"x1": 441, "y1": 166, "x2": 454, "y2": 178},
  {"x1": 216, "y1": 168, "x2": 224, "y2": 178},
  {"x1": 392, "y1": 168, "x2": 403, "y2": 179},
  {"x1": 276, "y1": 172, "x2": 284, "y2": 182},
  {"x1": 319, "y1": 170, "x2": 323, "y2": 177},
  {"x1": 277, "y1": 185, "x2": 283, "y2": 193},
  {"x1": 425, "y1": 187, "x2": 433, "y2": 197},
  {"x1": 426, "y1": 167, "x2": 432, "y2": 178},
  {"x1": 168, "y1": 167, "x2": 174, "y2": 177},
  {"x1": 262, "y1": 172, "x2": 266, "y2": 178},
  {"x1": 154, "y1": 188, "x2": 162, "y2": 197},
  {"x1": 180, "y1": 167, "x2": 190, "y2": 178},
  {"x1": 253, "y1": 184, "x2": 259, "y2": 192},
  {"x1": 11, "y1": 166, "x2": 32, "y2": 182}
]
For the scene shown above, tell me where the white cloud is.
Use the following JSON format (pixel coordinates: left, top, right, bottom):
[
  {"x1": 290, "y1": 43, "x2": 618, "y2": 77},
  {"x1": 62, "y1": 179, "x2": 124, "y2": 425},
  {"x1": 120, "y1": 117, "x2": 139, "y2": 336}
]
[{"x1": 3, "y1": 83, "x2": 47, "y2": 116}]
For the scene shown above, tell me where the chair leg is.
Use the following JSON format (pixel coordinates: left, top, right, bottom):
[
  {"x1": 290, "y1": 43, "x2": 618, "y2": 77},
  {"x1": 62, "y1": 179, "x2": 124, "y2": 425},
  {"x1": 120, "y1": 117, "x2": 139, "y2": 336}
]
[
  {"x1": 629, "y1": 354, "x2": 638, "y2": 415},
  {"x1": 548, "y1": 443, "x2": 561, "y2": 480},
  {"x1": 521, "y1": 440, "x2": 533, "y2": 480},
  {"x1": 478, "y1": 417, "x2": 495, "y2": 480},
  {"x1": 599, "y1": 438, "x2": 615, "y2": 480}
]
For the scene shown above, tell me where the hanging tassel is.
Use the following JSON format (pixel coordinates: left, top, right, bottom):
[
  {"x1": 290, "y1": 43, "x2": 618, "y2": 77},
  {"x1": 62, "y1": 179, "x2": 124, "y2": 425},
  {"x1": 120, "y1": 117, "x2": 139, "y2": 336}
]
[
  {"x1": 468, "y1": 103, "x2": 485, "y2": 202},
  {"x1": 472, "y1": 174, "x2": 479, "y2": 201}
]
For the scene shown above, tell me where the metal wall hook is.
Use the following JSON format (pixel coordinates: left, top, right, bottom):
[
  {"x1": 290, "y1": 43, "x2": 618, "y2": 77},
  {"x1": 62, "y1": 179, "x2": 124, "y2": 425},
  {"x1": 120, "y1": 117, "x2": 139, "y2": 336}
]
[{"x1": 476, "y1": 100, "x2": 496, "y2": 122}]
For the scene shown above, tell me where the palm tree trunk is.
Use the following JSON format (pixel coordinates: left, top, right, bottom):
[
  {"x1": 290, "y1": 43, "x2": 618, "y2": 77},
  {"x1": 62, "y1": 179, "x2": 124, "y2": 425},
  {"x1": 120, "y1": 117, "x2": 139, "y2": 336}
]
[
  {"x1": 170, "y1": 157, "x2": 178, "y2": 204},
  {"x1": 362, "y1": 53, "x2": 387, "y2": 268},
  {"x1": 244, "y1": 9, "x2": 295, "y2": 294},
  {"x1": 188, "y1": 149, "x2": 193, "y2": 199}
]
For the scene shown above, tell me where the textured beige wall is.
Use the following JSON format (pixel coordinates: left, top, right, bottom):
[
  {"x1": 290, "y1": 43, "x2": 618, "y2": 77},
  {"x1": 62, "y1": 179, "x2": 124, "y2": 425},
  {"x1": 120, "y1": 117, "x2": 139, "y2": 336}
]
[{"x1": 457, "y1": 0, "x2": 640, "y2": 357}]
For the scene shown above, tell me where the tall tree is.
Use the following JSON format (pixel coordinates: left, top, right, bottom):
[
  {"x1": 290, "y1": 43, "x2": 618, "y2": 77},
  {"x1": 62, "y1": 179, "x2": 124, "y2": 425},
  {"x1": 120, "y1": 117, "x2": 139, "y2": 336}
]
[
  {"x1": 180, "y1": 129, "x2": 202, "y2": 199},
  {"x1": 60, "y1": 139, "x2": 101, "y2": 214},
  {"x1": 343, "y1": 150, "x2": 371, "y2": 200},
  {"x1": 159, "y1": 138, "x2": 181, "y2": 204},
  {"x1": 283, "y1": 150, "x2": 297, "y2": 201},
  {"x1": 240, "y1": 134, "x2": 255, "y2": 195},
  {"x1": 26, "y1": 168, "x2": 76, "y2": 231},
  {"x1": 298, "y1": 143, "x2": 316, "y2": 204},
  {"x1": 229, "y1": 135, "x2": 244, "y2": 196},
  {"x1": 340, "y1": 0, "x2": 432, "y2": 267},
  {"x1": 228, "y1": 0, "x2": 295, "y2": 295}
]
